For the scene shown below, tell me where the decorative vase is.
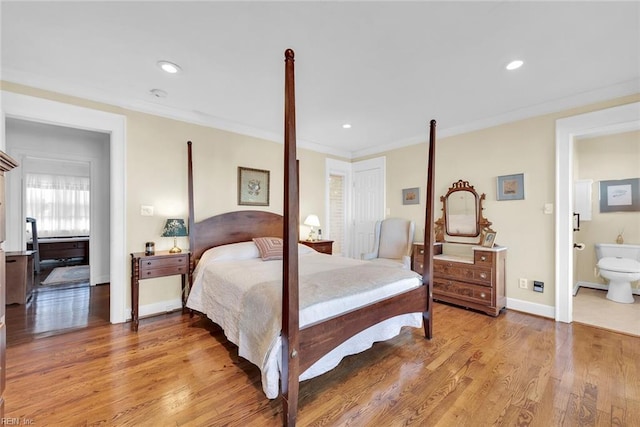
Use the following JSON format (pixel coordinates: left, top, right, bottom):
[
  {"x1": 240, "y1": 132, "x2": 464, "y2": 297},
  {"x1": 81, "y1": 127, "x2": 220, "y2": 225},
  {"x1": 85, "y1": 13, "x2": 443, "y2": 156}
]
[{"x1": 616, "y1": 234, "x2": 624, "y2": 244}]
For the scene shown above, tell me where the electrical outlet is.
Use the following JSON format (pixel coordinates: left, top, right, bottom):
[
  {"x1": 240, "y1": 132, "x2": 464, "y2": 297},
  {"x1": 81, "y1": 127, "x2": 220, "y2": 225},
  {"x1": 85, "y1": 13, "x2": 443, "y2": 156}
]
[
  {"x1": 533, "y1": 281, "x2": 544, "y2": 293},
  {"x1": 519, "y1": 278, "x2": 527, "y2": 289}
]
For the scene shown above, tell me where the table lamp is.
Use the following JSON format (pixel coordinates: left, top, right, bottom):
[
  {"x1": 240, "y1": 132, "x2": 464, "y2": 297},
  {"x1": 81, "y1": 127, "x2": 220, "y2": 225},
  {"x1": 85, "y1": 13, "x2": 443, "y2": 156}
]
[
  {"x1": 304, "y1": 214, "x2": 321, "y2": 241},
  {"x1": 161, "y1": 218, "x2": 188, "y2": 253}
]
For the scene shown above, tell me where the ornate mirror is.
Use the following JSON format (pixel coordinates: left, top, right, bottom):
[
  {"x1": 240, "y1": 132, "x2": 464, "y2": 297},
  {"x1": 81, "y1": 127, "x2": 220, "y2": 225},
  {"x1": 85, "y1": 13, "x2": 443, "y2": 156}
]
[{"x1": 435, "y1": 180, "x2": 494, "y2": 244}]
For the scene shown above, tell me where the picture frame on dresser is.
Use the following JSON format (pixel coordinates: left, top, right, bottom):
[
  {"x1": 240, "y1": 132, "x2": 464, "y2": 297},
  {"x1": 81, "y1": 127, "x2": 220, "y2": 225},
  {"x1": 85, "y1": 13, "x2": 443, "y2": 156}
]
[{"x1": 481, "y1": 231, "x2": 497, "y2": 248}]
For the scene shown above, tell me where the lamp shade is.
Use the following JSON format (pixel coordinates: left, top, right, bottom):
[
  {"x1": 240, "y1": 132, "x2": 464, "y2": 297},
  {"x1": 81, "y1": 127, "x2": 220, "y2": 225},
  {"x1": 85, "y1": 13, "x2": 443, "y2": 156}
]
[
  {"x1": 304, "y1": 214, "x2": 320, "y2": 228},
  {"x1": 161, "y1": 218, "x2": 188, "y2": 237}
]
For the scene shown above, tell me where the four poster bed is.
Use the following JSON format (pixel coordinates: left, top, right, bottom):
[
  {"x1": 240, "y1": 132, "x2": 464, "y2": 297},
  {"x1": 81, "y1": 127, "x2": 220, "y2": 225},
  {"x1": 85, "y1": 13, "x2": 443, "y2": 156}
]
[{"x1": 185, "y1": 49, "x2": 437, "y2": 426}]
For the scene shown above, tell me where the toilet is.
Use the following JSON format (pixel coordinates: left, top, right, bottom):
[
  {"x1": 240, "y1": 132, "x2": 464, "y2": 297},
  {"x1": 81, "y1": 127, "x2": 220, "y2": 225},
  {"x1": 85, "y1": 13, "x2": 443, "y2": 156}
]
[{"x1": 595, "y1": 243, "x2": 640, "y2": 304}]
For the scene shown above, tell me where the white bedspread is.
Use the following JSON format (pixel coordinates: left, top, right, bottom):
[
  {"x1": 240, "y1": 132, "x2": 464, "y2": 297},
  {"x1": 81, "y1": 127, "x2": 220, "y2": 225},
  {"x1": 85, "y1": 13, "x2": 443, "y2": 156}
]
[{"x1": 187, "y1": 249, "x2": 423, "y2": 398}]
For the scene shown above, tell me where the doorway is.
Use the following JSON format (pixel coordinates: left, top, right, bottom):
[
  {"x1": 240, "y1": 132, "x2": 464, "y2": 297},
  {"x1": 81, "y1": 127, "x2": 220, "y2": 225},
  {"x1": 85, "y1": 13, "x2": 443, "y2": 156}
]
[
  {"x1": 1, "y1": 91, "x2": 127, "y2": 324},
  {"x1": 555, "y1": 101, "x2": 640, "y2": 324}
]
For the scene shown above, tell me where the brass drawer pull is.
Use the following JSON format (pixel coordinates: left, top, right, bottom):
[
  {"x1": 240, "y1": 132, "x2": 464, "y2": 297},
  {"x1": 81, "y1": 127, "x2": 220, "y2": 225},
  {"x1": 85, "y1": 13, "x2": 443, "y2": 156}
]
[
  {"x1": 480, "y1": 273, "x2": 487, "y2": 279},
  {"x1": 480, "y1": 292, "x2": 486, "y2": 298},
  {"x1": 480, "y1": 256, "x2": 486, "y2": 261}
]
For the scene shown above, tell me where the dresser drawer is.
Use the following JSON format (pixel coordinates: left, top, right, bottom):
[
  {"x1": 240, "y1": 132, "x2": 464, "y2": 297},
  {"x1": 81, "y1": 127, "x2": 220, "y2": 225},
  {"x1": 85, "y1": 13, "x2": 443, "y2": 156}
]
[
  {"x1": 433, "y1": 278, "x2": 493, "y2": 306},
  {"x1": 474, "y1": 250, "x2": 493, "y2": 265},
  {"x1": 434, "y1": 260, "x2": 492, "y2": 286},
  {"x1": 138, "y1": 255, "x2": 188, "y2": 278}
]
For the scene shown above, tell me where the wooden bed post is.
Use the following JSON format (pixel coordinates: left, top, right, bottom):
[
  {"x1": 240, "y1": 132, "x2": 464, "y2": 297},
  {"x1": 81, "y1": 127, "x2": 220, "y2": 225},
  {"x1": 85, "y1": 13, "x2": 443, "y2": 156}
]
[
  {"x1": 187, "y1": 141, "x2": 195, "y2": 289},
  {"x1": 423, "y1": 120, "x2": 436, "y2": 339},
  {"x1": 282, "y1": 48, "x2": 300, "y2": 426}
]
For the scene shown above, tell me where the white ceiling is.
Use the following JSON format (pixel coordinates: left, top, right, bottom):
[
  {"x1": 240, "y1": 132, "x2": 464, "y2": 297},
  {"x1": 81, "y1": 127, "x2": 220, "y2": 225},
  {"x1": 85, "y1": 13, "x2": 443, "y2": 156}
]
[{"x1": 1, "y1": 1, "x2": 639, "y2": 158}]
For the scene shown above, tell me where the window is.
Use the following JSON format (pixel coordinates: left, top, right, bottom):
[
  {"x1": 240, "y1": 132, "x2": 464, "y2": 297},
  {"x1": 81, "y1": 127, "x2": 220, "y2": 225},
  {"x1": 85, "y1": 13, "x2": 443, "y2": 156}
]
[{"x1": 26, "y1": 173, "x2": 90, "y2": 238}]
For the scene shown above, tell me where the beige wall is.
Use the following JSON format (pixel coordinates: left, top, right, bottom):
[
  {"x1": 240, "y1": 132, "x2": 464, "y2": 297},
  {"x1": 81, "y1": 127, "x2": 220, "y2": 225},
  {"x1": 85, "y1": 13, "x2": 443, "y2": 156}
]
[
  {"x1": 3, "y1": 80, "x2": 639, "y2": 313},
  {"x1": 1, "y1": 81, "x2": 332, "y2": 308},
  {"x1": 366, "y1": 94, "x2": 640, "y2": 308},
  {"x1": 574, "y1": 130, "x2": 640, "y2": 289}
]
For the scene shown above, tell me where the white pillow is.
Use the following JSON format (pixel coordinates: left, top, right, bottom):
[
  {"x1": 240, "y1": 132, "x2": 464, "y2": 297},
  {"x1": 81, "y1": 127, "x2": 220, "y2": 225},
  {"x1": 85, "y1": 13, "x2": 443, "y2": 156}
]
[{"x1": 199, "y1": 241, "x2": 260, "y2": 263}]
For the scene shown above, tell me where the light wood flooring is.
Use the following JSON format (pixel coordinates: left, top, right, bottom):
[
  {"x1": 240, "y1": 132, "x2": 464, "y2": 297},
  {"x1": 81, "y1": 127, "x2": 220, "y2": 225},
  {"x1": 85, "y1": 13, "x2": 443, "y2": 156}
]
[{"x1": 4, "y1": 287, "x2": 640, "y2": 426}]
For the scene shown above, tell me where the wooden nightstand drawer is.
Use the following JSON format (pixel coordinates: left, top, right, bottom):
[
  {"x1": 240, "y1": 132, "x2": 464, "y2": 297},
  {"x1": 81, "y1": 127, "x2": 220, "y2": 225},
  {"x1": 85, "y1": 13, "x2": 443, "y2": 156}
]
[
  {"x1": 299, "y1": 240, "x2": 333, "y2": 255},
  {"x1": 139, "y1": 255, "x2": 188, "y2": 274}
]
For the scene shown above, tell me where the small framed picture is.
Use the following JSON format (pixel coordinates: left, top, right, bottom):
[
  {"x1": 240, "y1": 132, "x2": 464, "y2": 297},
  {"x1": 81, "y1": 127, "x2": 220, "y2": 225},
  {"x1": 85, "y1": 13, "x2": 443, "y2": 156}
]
[
  {"x1": 481, "y1": 231, "x2": 497, "y2": 248},
  {"x1": 497, "y1": 173, "x2": 524, "y2": 201},
  {"x1": 599, "y1": 178, "x2": 640, "y2": 213},
  {"x1": 238, "y1": 167, "x2": 270, "y2": 206},
  {"x1": 402, "y1": 187, "x2": 420, "y2": 205}
]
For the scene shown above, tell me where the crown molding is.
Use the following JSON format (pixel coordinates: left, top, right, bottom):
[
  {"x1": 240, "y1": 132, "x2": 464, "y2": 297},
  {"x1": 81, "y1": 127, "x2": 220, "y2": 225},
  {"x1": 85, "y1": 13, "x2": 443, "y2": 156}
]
[{"x1": 3, "y1": 67, "x2": 638, "y2": 160}]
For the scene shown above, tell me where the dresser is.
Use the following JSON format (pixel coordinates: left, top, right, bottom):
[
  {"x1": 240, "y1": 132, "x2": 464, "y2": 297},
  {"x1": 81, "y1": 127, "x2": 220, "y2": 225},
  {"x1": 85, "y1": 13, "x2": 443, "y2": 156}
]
[
  {"x1": 0, "y1": 151, "x2": 18, "y2": 417},
  {"x1": 299, "y1": 239, "x2": 333, "y2": 255},
  {"x1": 412, "y1": 242, "x2": 507, "y2": 316}
]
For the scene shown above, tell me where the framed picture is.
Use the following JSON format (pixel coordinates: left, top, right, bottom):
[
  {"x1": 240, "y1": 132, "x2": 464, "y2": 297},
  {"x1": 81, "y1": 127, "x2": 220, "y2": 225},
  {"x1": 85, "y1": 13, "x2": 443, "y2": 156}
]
[
  {"x1": 497, "y1": 173, "x2": 524, "y2": 201},
  {"x1": 402, "y1": 187, "x2": 420, "y2": 205},
  {"x1": 481, "y1": 231, "x2": 497, "y2": 248},
  {"x1": 238, "y1": 167, "x2": 270, "y2": 206},
  {"x1": 599, "y1": 178, "x2": 640, "y2": 213}
]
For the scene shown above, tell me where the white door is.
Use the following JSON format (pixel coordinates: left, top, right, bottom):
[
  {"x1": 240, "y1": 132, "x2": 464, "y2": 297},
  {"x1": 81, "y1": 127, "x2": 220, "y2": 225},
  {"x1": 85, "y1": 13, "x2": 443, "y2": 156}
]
[
  {"x1": 352, "y1": 157, "x2": 385, "y2": 259},
  {"x1": 325, "y1": 159, "x2": 351, "y2": 257}
]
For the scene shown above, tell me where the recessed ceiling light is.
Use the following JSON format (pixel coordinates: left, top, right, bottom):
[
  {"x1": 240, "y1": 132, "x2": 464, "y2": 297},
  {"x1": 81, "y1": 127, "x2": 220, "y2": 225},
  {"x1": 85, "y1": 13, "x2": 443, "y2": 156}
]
[
  {"x1": 157, "y1": 60, "x2": 182, "y2": 74},
  {"x1": 150, "y1": 88, "x2": 168, "y2": 98},
  {"x1": 342, "y1": 123, "x2": 352, "y2": 129},
  {"x1": 506, "y1": 60, "x2": 524, "y2": 71}
]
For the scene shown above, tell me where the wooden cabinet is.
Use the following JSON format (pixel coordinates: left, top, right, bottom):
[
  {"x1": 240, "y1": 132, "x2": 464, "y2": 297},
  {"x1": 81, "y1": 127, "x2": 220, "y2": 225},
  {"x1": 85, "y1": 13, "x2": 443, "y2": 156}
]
[
  {"x1": 130, "y1": 251, "x2": 189, "y2": 331},
  {"x1": 299, "y1": 240, "x2": 333, "y2": 255},
  {"x1": 28, "y1": 237, "x2": 89, "y2": 263},
  {"x1": 412, "y1": 243, "x2": 507, "y2": 317},
  {"x1": 5, "y1": 251, "x2": 36, "y2": 304},
  {"x1": 0, "y1": 151, "x2": 18, "y2": 417}
]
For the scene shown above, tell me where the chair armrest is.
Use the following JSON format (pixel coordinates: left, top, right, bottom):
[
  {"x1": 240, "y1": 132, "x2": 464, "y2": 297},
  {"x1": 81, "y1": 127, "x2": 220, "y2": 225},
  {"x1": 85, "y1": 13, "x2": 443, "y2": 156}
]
[{"x1": 402, "y1": 255, "x2": 412, "y2": 269}]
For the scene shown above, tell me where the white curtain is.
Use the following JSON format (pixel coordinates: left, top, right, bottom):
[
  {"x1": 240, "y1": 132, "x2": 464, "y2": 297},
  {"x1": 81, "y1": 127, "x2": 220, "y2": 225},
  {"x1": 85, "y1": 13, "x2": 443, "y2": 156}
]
[{"x1": 26, "y1": 173, "x2": 90, "y2": 238}]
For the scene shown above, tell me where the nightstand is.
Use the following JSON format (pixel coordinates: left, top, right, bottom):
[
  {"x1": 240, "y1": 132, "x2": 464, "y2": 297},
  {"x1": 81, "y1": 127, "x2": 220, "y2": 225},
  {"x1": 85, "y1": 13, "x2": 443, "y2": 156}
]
[
  {"x1": 411, "y1": 243, "x2": 425, "y2": 275},
  {"x1": 299, "y1": 240, "x2": 334, "y2": 255},
  {"x1": 130, "y1": 251, "x2": 189, "y2": 331}
]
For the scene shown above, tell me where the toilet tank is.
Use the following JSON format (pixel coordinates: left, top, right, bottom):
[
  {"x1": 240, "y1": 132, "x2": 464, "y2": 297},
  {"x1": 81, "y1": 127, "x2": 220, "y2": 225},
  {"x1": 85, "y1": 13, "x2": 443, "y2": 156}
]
[{"x1": 595, "y1": 243, "x2": 640, "y2": 261}]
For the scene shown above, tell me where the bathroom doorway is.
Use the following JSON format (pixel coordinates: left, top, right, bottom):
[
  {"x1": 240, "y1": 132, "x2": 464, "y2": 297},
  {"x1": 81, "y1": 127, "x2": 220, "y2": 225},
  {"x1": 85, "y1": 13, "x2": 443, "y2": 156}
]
[{"x1": 555, "y1": 101, "x2": 640, "y2": 335}]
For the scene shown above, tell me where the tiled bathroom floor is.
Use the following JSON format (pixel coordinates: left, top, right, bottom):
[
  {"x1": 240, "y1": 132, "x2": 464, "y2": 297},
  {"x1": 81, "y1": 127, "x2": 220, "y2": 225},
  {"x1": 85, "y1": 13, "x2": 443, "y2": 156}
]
[{"x1": 573, "y1": 287, "x2": 640, "y2": 336}]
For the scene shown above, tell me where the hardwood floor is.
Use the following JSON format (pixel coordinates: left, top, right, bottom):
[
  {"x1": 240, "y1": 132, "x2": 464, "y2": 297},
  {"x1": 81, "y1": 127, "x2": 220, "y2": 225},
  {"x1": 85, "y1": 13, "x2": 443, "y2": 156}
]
[
  {"x1": 4, "y1": 296, "x2": 640, "y2": 426},
  {"x1": 5, "y1": 263, "x2": 110, "y2": 346}
]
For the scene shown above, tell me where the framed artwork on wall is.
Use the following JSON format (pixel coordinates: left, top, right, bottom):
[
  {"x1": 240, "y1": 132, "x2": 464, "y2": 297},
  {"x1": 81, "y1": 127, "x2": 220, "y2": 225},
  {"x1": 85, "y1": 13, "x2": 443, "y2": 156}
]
[
  {"x1": 402, "y1": 187, "x2": 420, "y2": 205},
  {"x1": 238, "y1": 167, "x2": 270, "y2": 206},
  {"x1": 497, "y1": 173, "x2": 524, "y2": 201},
  {"x1": 599, "y1": 178, "x2": 640, "y2": 212}
]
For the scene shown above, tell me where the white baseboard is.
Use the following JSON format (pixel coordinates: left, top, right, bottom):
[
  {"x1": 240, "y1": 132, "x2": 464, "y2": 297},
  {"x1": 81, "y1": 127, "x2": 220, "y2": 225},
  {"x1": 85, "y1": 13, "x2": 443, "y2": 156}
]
[
  {"x1": 127, "y1": 298, "x2": 183, "y2": 321},
  {"x1": 506, "y1": 297, "x2": 555, "y2": 319},
  {"x1": 575, "y1": 280, "x2": 640, "y2": 296}
]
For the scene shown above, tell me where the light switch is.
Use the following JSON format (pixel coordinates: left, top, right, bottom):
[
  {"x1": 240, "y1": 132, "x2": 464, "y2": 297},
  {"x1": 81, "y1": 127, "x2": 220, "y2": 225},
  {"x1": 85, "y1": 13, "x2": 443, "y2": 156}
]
[
  {"x1": 543, "y1": 203, "x2": 553, "y2": 214},
  {"x1": 140, "y1": 205, "x2": 154, "y2": 216}
]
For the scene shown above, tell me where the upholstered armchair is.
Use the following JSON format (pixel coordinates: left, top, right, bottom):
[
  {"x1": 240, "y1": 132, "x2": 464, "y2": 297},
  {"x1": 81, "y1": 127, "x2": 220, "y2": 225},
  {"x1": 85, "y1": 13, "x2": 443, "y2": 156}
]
[{"x1": 361, "y1": 218, "x2": 415, "y2": 269}]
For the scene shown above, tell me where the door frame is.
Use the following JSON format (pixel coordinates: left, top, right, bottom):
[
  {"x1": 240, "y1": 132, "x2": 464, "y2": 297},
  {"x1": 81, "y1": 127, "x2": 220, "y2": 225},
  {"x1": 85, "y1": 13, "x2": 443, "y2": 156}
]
[
  {"x1": 1, "y1": 90, "x2": 128, "y2": 324},
  {"x1": 555, "y1": 101, "x2": 640, "y2": 323}
]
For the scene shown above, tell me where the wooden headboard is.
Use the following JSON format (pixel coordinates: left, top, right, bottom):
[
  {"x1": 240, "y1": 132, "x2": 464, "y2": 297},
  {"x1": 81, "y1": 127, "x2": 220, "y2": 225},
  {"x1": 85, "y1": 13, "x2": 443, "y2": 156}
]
[
  {"x1": 189, "y1": 210, "x2": 283, "y2": 262},
  {"x1": 186, "y1": 141, "x2": 284, "y2": 262}
]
